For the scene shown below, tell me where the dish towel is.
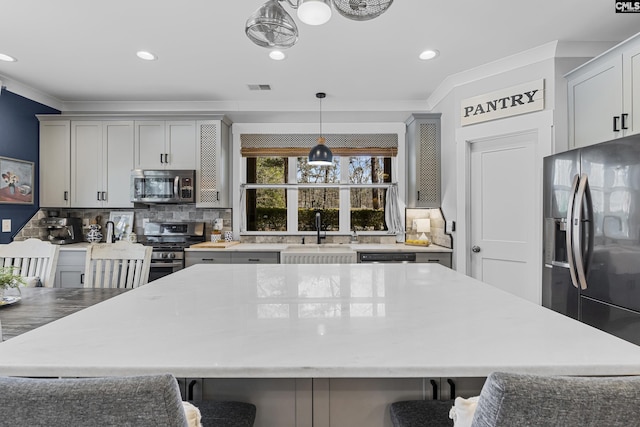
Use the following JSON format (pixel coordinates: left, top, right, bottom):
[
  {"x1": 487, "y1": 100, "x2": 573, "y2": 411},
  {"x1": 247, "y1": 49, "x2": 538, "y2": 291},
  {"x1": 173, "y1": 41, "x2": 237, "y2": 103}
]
[
  {"x1": 449, "y1": 396, "x2": 479, "y2": 427},
  {"x1": 182, "y1": 401, "x2": 203, "y2": 427}
]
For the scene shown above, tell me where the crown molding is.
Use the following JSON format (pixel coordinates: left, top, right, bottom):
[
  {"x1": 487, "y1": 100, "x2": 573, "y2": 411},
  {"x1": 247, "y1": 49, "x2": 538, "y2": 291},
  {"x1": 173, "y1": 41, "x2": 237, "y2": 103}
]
[
  {"x1": 426, "y1": 40, "x2": 617, "y2": 110},
  {"x1": 0, "y1": 74, "x2": 65, "y2": 111}
]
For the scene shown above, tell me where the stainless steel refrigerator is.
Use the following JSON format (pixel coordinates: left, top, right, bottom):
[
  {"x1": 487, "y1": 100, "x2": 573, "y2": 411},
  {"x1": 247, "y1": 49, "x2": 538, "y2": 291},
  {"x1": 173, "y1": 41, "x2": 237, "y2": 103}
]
[{"x1": 543, "y1": 134, "x2": 640, "y2": 345}]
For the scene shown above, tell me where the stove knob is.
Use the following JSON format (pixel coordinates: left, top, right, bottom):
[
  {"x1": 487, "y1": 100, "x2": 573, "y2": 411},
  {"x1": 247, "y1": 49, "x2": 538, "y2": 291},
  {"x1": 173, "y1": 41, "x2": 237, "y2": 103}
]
[
  {"x1": 161, "y1": 253, "x2": 168, "y2": 259},
  {"x1": 168, "y1": 253, "x2": 176, "y2": 259}
]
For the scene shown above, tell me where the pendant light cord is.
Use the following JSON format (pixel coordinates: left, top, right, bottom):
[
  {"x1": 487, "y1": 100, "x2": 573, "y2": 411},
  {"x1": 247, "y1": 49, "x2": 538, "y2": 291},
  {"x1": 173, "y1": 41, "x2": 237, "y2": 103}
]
[{"x1": 316, "y1": 92, "x2": 326, "y2": 143}]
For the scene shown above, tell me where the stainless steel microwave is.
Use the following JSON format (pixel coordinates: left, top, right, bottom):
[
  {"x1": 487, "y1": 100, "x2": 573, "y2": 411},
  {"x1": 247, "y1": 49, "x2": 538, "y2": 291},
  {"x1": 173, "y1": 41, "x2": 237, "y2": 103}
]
[{"x1": 130, "y1": 170, "x2": 196, "y2": 204}]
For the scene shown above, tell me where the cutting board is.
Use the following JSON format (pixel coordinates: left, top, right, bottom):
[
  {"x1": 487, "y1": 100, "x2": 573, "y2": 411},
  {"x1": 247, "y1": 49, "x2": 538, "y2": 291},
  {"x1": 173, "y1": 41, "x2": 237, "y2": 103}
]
[{"x1": 189, "y1": 241, "x2": 240, "y2": 249}]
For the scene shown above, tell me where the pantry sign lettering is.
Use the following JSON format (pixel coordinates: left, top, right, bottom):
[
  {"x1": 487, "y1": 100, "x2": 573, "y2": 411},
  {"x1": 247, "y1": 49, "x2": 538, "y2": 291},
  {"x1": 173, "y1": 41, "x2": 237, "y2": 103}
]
[{"x1": 460, "y1": 79, "x2": 544, "y2": 126}]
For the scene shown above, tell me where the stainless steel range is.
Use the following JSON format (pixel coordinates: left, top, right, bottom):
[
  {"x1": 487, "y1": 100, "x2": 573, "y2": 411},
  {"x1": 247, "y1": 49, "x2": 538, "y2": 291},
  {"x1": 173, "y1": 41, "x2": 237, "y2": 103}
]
[{"x1": 140, "y1": 221, "x2": 205, "y2": 282}]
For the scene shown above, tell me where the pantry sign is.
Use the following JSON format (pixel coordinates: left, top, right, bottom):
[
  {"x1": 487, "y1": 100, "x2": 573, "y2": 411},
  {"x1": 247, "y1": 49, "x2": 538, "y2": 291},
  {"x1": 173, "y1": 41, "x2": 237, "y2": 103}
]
[{"x1": 460, "y1": 79, "x2": 544, "y2": 126}]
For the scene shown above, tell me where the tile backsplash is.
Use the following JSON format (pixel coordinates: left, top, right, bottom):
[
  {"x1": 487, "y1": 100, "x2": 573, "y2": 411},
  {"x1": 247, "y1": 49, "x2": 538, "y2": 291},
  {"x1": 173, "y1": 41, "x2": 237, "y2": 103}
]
[
  {"x1": 16, "y1": 205, "x2": 452, "y2": 249},
  {"x1": 15, "y1": 206, "x2": 232, "y2": 242},
  {"x1": 405, "y1": 208, "x2": 452, "y2": 249}
]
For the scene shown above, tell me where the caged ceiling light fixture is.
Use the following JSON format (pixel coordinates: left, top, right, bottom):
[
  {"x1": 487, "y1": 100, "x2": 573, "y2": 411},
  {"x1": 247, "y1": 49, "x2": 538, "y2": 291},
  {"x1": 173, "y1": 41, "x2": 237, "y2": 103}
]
[
  {"x1": 308, "y1": 92, "x2": 333, "y2": 166},
  {"x1": 245, "y1": 0, "x2": 393, "y2": 49}
]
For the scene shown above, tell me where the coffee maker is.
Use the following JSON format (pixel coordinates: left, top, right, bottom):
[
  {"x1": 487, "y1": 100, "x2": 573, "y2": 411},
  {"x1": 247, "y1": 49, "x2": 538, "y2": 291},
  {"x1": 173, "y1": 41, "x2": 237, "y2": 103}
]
[{"x1": 39, "y1": 216, "x2": 83, "y2": 245}]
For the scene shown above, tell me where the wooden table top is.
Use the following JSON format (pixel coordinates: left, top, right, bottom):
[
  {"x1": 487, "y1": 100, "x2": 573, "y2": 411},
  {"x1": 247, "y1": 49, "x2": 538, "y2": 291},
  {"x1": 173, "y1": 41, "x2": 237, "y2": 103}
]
[{"x1": 0, "y1": 288, "x2": 129, "y2": 341}]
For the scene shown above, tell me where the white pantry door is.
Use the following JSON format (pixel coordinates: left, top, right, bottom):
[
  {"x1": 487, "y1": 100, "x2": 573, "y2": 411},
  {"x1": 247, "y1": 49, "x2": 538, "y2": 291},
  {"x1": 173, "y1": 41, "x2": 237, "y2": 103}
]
[{"x1": 469, "y1": 130, "x2": 538, "y2": 302}]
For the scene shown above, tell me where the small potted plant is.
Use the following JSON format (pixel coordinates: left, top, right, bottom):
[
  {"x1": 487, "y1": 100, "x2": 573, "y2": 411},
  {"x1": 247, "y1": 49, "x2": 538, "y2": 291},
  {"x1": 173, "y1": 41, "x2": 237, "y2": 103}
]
[{"x1": 0, "y1": 266, "x2": 25, "y2": 301}]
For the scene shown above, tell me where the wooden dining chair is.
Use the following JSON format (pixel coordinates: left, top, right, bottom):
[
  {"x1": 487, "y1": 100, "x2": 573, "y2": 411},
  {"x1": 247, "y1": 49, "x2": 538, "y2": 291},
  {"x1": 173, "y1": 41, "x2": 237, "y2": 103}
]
[
  {"x1": 84, "y1": 240, "x2": 152, "y2": 288},
  {"x1": 0, "y1": 238, "x2": 60, "y2": 287}
]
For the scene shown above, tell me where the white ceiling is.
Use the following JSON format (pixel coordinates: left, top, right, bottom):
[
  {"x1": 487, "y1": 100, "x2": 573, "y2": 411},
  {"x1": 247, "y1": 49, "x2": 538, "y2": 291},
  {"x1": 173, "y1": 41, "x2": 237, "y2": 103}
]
[{"x1": 0, "y1": 1, "x2": 638, "y2": 122}]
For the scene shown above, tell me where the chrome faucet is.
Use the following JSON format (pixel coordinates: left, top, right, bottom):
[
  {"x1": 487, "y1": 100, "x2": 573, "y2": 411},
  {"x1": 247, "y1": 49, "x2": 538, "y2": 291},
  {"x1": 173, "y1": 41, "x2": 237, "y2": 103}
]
[{"x1": 315, "y1": 212, "x2": 326, "y2": 244}]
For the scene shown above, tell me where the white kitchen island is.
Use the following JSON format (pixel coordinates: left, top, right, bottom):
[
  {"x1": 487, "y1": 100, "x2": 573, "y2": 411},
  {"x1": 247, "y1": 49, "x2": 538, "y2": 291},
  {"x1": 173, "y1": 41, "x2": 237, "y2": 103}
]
[{"x1": 2, "y1": 263, "x2": 640, "y2": 426}]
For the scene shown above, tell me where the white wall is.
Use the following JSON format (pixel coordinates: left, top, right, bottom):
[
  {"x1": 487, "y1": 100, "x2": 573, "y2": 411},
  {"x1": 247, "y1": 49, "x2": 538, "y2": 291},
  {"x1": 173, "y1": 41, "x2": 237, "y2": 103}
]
[{"x1": 431, "y1": 54, "x2": 593, "y2": 274}]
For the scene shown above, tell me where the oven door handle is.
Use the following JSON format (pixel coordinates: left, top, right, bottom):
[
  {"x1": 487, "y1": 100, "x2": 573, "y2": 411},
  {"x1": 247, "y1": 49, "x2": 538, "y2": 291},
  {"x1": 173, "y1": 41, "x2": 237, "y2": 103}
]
[{"x1": 151, "y1": 262, "x2": 183, "y2": 268}]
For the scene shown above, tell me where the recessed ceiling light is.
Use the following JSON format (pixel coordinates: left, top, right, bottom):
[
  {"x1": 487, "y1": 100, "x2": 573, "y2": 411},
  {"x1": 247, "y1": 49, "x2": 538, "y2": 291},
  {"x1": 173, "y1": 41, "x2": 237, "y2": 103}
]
[
  {"x1": 136, "y1": 51, "x2": 157, "y2": 61},
  {"x1": 269, "y1": 50, "x2": 286, "y2": 61},
  {"x1": 0, "y1": 53, "x2": 17, "y2": 62},
  {"x1": 419, "y1": 49, "x2": 440, "y2": 61}
]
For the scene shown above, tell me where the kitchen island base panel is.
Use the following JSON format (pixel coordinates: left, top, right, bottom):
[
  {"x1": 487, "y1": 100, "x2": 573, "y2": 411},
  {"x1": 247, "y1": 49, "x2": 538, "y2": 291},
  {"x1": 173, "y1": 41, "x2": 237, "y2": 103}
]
[{"x1": 190, "y1": 377, "x2": 483, "y2": 427}]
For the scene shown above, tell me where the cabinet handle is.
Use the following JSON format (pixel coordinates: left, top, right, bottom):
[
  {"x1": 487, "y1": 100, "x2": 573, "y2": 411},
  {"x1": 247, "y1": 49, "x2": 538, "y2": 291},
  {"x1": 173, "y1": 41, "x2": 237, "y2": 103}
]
[
  {"x1": 164, "y1": 153, "x2": 169, "y2": 164},
  {"x1": 248, "y1": 259, "x2": 260, "y2": 262},
  {"x1": 102, "y1": 191, "x2": 107, "y2": 201},
  {"x1": 97, "y1": 191, "x2": 101, "y2": 201},
  {"x1": 202, "y1": 258, "x2": 215, "y2": 262},
  {"x1": 417, "y1": 191, "x2": 420, "y2": 200},
  {"x1": 80, "y1": 273, "x2": 84, "y2": 285},
  {"x1": 160, "y1": 154, "x2": 164, "y2": 164},
  {"x1": 613, "y1": 116, "x2": 620, "y2": 132},
  {"x1": 64, "y1": 191, "x2": 68, "y2": 201},
  {"x1": 430, "y1": 379, "x2": 438, "y2": 400},
  {"x1": 622, "y1": 113, "x2": 628, "y2": 130},
  {"x1": 447, "y1": 379, "x2": 456, "y2": 398},
  {"x1": 187, "y1": 379, "x2": 197, "y2": 401},
  {"x1": 216, "y1": 191, "x2": 220, "y2": 202}
]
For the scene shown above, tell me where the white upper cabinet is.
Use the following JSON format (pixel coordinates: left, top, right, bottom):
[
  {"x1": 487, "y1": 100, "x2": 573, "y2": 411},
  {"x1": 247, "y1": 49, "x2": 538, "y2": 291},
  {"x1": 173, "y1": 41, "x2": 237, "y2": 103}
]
[
  {"x1": 406, "y1": 114, "x2": 441, "y2": 208},
  {"x1": 71, "y1": 121, "x2": 134, "y2": 208},
  {"x1": 567, "y1": 34, "x2": 640, "y2": 148},
  {"x1": 39, "y1": 121, "x2": 71, "y2": 208},
  {"x1": 134, "y1": 121, "x2": 197, "y2": 170},
  {"x1": 623, "y1": 41, "x2": 640, "y2": 139},
  {"x1": 196, "y1": 120, "x2": 230, "y2": 208}
]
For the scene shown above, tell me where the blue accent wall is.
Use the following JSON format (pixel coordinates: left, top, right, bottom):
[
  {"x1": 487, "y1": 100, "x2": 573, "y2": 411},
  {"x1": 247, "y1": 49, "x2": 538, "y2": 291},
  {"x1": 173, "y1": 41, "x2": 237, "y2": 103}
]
[{"x1": 0, "y1": 89, "x2": 60, "y2": 243}]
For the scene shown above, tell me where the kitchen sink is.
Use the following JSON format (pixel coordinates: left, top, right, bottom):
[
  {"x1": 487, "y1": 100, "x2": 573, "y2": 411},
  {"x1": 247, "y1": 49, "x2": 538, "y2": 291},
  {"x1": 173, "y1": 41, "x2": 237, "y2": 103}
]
[{"x1": 281, "y1": 244, "x2": 357, "y2": 264}]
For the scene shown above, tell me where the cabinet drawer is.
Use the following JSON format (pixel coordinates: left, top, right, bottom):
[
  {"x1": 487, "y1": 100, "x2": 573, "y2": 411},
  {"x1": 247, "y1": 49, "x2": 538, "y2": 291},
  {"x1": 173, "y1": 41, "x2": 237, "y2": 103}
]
[
  {"x1": 185, "y1": 252, "x2": 231, "y2": 267},
  {"x1": 231, "y1": 252, "x2": 279, "y2": 264},
  {"x1": 415, "y1": 252, "x2": 451, "y2": 268}
]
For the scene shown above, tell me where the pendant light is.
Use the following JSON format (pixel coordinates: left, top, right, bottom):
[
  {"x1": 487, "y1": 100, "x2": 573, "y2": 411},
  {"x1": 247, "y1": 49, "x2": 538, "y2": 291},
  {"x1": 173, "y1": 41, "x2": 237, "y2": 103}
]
[{"x1": 308, "y1": 92, "x2": 333, "y2": 166}]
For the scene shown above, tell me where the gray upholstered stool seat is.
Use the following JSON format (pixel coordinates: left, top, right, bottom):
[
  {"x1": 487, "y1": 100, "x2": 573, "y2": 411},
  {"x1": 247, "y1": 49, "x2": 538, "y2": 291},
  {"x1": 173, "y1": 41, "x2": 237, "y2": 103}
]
[
  {"x1": 472, "y1": 372, "x2": 640, "y2": 427},
  {"x1": 0, "y1": 373, "x2": 189, "y2": 427},
  {"x1": 390, "y1": 399, "x2": 454, "y2": 427},
  {"x1": 190, "y1": 400, "x2": 256, "y2": 427}
]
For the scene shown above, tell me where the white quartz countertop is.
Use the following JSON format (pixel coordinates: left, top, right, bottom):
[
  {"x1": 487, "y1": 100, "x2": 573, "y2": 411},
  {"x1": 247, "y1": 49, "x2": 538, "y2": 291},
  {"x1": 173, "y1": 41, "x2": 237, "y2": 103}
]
[
  {"x1": 1, "y1": 263, "x2": 640, "y2": 379},
  {"x1": 59, "y1": 242, "x2": 451, "y2": 253},
  {"x1": 185, "y1": 242, "x2": 452, "y2": 252}
]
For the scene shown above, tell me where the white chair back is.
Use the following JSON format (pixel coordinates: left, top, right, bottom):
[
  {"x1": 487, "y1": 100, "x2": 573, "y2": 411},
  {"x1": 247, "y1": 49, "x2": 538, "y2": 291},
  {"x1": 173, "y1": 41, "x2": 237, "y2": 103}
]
[
  {"x1": 0, "y1": 238, "x2": 60, "y2": 287},
  {"x1": 84, "y1": 241, "x2": 152, "y2": 288}
]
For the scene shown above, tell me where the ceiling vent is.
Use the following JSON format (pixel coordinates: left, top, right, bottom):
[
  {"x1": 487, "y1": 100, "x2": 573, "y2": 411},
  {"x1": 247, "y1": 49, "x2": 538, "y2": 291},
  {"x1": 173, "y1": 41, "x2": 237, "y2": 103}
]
[{"x1": 248, "y1": 84, "x2": 272, "y2": 91}]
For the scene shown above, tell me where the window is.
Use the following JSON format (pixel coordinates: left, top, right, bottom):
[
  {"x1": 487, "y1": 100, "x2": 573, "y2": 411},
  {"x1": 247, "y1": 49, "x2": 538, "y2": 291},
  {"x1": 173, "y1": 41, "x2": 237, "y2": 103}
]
[
  {"x1": 244, "y1": 155, "x2": 393, "y2": 233},
  {"x1": 240, "y1": 132, "x2": 398, "y2": 234}
]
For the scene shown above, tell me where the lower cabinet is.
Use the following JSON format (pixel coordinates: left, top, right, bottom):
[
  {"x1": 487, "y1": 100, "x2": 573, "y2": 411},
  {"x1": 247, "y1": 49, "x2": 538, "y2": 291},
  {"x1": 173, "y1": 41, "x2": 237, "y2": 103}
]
[
  {"x1": 55, "y1": 251, "x2": 86, "y2": 288},
  {"x1": 185, "y1": 376, "x2": 485, "y2": 427},
  {"x1": 185, "y1": 251, "x2": 280, "y2": 267},
  {"x1": 231, "y1": 252, "x2": 279, "y2": 264},
  {"x1": 185, "y1": 252, "x2": 231, "y2": 267},
  {"x1": 415, "y1": 252, "x2": 452, "y2": 268}
]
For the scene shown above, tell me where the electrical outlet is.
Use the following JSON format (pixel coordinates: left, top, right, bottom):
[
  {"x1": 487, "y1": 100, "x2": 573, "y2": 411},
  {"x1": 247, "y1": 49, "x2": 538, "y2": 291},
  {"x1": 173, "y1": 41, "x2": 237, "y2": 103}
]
[
  {"x1": 2, "y1": 219, "x2": 11, "y2": 232},
  {"x1": 445, "y1": 220, "x2": 455, "y2": 234}
]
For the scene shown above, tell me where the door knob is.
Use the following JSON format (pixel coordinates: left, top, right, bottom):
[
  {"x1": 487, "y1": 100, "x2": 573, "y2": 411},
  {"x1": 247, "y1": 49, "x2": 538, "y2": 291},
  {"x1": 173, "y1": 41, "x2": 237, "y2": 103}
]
[{"x1": 472, "y1": 245, "x2": 481, "y2": 253}]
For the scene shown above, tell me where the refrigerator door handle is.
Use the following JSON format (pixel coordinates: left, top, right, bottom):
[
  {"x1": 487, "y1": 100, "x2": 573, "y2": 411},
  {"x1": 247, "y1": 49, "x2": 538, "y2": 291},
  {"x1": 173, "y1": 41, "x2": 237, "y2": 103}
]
[
  {"x1": 566, "y1": 174, "x2": 580, "y2": 289},
  {"x1": 573, "y1": 173, "x2": 590, "y2": 290}
]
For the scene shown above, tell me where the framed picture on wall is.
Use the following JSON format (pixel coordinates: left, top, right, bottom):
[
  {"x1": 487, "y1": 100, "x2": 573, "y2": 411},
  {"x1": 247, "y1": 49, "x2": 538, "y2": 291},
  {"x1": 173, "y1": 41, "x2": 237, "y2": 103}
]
[{"x1": 0, "y1": 156, "x2": 34, "y2": 205}]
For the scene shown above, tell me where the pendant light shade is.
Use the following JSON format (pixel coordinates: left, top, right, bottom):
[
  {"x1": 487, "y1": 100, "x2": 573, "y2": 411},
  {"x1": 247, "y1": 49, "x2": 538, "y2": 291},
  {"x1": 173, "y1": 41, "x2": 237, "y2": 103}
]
[
  {"x1": 308, "y1": 92, "x2": 333, "y2": 165},
  {"x1": 297, "y1": 0, "x2": 332, "y2": 25},
  {"x1": 245, "y1": 0, "x2": 299, "y2": 49}
]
